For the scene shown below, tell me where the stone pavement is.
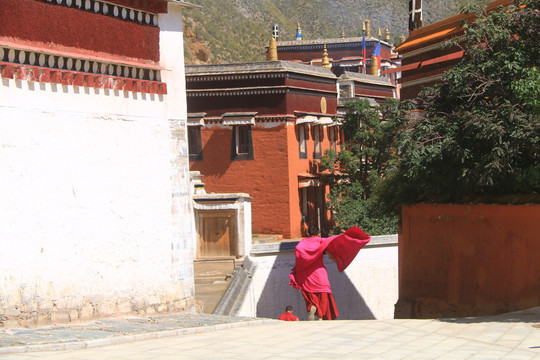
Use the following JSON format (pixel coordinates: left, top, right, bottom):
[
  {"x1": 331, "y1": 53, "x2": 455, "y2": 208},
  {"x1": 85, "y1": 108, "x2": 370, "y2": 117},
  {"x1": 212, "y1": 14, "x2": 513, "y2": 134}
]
[{"x1": 1, "y1": 308, "x2": 539, "y2": 359}]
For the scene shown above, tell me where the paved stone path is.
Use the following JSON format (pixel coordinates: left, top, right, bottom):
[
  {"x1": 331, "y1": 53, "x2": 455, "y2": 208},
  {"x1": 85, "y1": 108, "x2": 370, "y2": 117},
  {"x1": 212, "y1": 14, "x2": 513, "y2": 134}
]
[{"x1": 1, "y1": 308, "x2": 539, "y2": 359}]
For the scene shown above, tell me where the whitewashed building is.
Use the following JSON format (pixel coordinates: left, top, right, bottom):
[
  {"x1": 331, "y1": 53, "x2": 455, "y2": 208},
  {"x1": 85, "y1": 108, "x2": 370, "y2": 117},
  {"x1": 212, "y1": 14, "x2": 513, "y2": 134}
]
[{"x1": 0, "y1": 0, "x2": 197, "y2": 327}]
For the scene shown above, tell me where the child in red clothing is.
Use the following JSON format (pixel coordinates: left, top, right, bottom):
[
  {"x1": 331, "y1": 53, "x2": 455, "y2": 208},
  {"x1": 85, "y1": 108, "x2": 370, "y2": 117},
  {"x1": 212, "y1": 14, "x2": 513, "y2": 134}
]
[{"x1": 278, "y1": 305, "x2": 299, "y2": 321}]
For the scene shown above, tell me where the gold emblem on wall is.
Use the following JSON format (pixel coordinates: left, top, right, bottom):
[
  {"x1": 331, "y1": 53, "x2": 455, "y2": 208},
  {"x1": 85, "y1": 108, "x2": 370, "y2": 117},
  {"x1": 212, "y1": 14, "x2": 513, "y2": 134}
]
[{"x1": 320, "y1": 97, "x2": 327, "y2": 114}]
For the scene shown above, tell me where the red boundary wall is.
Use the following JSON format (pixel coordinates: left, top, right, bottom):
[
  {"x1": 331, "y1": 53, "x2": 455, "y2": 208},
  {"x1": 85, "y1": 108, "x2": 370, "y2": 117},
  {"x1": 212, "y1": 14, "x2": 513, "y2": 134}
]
[{"x1": 395, "y1": 203, "x2": 540, "y2": 318}]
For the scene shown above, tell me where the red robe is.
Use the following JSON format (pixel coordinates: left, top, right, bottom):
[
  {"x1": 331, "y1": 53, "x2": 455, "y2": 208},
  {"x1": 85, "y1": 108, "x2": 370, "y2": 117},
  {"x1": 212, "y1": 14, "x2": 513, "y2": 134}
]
[
  {"x1": 278, "y1": 312, "x2": 299, "y2": 321},
  {"x1": 288, "y1": 226, "x2": 371, "y2": 319}
]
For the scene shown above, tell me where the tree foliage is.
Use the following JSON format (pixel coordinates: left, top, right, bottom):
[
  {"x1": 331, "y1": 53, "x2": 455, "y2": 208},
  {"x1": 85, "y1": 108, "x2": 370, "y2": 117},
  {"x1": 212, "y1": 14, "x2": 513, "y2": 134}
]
[
  {"x1": 320, "y1": 99, "x2": 410, "y2": 235},
  {"x1": 379, "y1": 0, "x2": 540, "y2": 209}
]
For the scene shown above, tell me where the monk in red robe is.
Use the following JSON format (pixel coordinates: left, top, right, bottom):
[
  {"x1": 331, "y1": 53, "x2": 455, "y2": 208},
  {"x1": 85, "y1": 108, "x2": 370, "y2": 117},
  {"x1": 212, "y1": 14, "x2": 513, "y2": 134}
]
[
  {"x1": 278, "y1": 305, "x2": 299, "y2": 321},
  {"x1": 289, "y1": 226, "x2": 371, "y2": 320}
]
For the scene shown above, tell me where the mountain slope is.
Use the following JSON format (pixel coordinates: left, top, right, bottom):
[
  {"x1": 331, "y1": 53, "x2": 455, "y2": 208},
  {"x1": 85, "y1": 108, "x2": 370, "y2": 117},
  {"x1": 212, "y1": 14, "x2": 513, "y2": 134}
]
[{"x1": 183, "y1": 0, "x2": 491, "y2": 65}]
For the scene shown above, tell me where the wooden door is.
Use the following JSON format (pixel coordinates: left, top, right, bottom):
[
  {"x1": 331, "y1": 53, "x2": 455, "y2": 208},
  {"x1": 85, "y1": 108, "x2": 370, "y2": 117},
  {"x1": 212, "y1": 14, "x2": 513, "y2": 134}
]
[{"x1": 198, "y1": 211, "x2": 235, "y2": 258}]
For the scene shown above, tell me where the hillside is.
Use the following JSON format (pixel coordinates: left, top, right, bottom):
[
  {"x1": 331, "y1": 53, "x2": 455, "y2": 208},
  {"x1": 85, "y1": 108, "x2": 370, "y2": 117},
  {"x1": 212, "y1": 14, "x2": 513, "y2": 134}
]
[{"x1": 183, "y1": 0, "x2": 491, "y2": 65}]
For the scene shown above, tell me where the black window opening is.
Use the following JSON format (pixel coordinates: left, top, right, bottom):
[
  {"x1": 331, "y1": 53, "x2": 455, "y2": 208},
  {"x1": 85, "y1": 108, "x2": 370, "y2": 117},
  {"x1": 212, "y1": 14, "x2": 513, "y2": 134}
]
[
  {"x1": 188, "y1": 126, "x2": 203, "y2": 161},
  {"x1": 231, "y1": 125, "x2": 254, "y2": 160},
  {"x1": 301, "y1": 187, "x2": 309, "y2": 223}
]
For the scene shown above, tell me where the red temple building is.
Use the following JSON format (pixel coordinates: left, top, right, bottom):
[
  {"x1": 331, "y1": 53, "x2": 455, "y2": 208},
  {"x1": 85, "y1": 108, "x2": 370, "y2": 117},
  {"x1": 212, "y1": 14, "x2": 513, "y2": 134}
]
[
  {"x1": 186, "y1": 61, "x2": 340, "y2": 239},
  {"x1": 185, "y1": 20, "x2": 399, "y2": 240},
  {"x1": 267, "y1": 22, "x2": 403, "y2": 99},
  {"x1": 270, "y1": 36, "x2": 394, "y2": 77},
  {"x1": 393, "y1": 0, "x2": 512, "y2": 99},
  {"x1": 186, "y1": 57, "x2": 395, "y2": 239},
  {"x1": 267, "y1": 22, "x2": 401, "y2": 85}
]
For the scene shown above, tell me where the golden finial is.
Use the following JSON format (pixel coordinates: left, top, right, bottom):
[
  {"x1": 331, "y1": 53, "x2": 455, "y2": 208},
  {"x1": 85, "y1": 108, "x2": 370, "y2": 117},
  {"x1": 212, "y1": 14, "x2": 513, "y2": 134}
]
[
  {"x1": 371, "y1": 56, "x2": 378, "y2": 76},
  {"x1": 385, "y1": 26, "x2": 390, "y2": 41},
  {"x1": 341, "y1": 27, "x2": 345, "y2": 38},
  {"x1": 268, "y1": 36, "x2": 278, "y2": 61},
  {"x1": 378, "y1": 27, "x2": 382, "y2": 38},
  {"x1": 363, "y1": 20, "x2": 371, "y2": 37},
  {"x1": 362, "y1": 22, "x2": 366, "y2": 32},
  {"x1": 321, "y1": 45, "x2": 331, "y2": 68}
]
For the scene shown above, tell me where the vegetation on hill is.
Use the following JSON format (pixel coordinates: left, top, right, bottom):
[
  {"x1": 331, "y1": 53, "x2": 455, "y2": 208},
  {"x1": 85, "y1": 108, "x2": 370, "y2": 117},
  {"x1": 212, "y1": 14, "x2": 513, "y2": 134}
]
[{"x1": 183, "y1": 0, "x2": 491, "y2": 65}]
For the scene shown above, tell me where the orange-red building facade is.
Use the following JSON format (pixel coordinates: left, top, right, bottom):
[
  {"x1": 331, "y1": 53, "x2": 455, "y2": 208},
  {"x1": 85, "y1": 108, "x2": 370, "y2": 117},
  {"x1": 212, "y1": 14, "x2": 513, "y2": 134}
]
[
  {"x1": 394, "y1": 0, "x2": 512, "y2": 99},
  {"x1": 187, "y1": 61, "x2": 345, "y2": 238},
  {"x1": 187, "y1": 50, "x2": 395, "y2": 239}
]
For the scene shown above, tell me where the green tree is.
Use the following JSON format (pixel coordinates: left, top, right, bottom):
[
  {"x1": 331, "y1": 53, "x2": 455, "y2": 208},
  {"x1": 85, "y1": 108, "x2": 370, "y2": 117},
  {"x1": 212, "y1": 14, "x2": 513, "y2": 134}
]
[
  {"x1": 379, "y1": 0, "x2": 540, "y2": 209},
  {"x1": 320, "y1": 99, "x2": 409, "y2": 235}
]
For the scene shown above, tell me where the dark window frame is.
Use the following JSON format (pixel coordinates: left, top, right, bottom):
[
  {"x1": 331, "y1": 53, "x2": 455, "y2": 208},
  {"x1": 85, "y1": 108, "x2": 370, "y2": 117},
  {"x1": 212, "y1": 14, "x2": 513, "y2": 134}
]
[
  {"x1": 188, "y1": 126, "x2": 203, "y2": 161},
  {"x1": 313, "y1": 125, "x2": 322, "y2": 159},
  {"x1": 231, "y1": 125, "x2": 254, "y2": 160},
  {"x1": 298, "y1": 124, "x2": 308, "y2": 159}
]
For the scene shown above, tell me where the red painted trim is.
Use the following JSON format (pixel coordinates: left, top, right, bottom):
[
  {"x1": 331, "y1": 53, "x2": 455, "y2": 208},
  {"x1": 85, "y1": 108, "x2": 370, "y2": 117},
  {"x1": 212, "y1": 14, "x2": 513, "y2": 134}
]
[
  {"x1": 0, "y1": 36, "x2": 163, "y2": 70},
  {"x1": 15, "y1": 67, "x2": 27, "y2": 80},
  {"x1": 0, "y1": 62, "x2": 166, "y2": 95},
  {"x1": 1, "y1": 0, "x2": 160, "y2": 62},
  {"x1": 381, "y1": 51, "x2": 464, "y2": 75},
  {"x1": 420, "y1": 51, "x2": 464, "y2": 66},
  {"x1": 381, "y1": 62, "x2": 420, "y2": 75}
]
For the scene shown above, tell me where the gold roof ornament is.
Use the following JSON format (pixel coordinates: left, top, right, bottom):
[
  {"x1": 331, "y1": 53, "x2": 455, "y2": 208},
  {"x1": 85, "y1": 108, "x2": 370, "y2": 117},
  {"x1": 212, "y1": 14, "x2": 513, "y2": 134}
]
[
  {"x1": 385, "y1": 26, "x2": 390, "y2": 41},
  {"x1": 321, "y1": 44, "x2": 331, "y2": 68},
  {"x1": 268, "y1": 36, "x2": 278, "y2": 61},
  {"x1": 371, "y1": 56, "x2": 378, "y2": 76},
  {"x1": 362, "y1": 22, "x2": 366, "y2": 32},
  {"x1": 341, "y1": 27, "x2": 345, "y2": 38},
  {"x1": 400, "y1": 34, "x2": 406, "y2": 44},
  {"x1": 378, "y1": 27, "x2": 382, "y2": 39},
  {"x1": 363, "y1": 20, "x2": 371, "y2": 37}
]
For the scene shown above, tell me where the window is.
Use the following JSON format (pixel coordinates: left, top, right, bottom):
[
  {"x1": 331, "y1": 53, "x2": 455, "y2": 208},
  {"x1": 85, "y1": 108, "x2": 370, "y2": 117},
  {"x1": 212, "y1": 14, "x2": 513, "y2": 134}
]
[
  {"x1": 298, "y1": 124, "x2": 307, "y2": 159},
  {"x1": 339, "y1": 83, "x2": 352, "y2": 98},
  {"x1": 328, "y1": 126, "x2": 335, "y2": 152},
  {"x1": 313, "y1": 125, "x2": 321, "y2": 159},
  {"x1": 301, "y1": 187, "x2": 309, "y2": 223},
  {"x1": 188, "y1": 126, "x2": 203, "y2": 161},
  {"x1": 231, "y1": 125, "x2": 253, "y2": 160}
]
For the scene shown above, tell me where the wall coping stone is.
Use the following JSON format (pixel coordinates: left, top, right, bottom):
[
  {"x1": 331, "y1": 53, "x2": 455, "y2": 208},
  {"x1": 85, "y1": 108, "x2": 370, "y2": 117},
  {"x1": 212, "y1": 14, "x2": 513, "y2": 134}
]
[{"x1": 250, "y1": 234, "x2": 398, "y2": 256}]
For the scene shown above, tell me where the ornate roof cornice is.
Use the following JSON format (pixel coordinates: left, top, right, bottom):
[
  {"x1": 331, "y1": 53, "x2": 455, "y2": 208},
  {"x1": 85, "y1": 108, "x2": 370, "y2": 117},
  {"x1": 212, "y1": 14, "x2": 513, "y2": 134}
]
[
  {"x1": 275, "y1": 36, "x2": 391, "y2": 48},
  {"x1": 187, "y1": 85, "x2": 336, "y2": 97}
]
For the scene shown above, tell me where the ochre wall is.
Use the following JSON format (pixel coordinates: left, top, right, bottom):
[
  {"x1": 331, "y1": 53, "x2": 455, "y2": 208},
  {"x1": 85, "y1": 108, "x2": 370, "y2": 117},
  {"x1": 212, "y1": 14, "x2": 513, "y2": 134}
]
[
  {"x1": 190, "y1": 124, "x2": 292, "y2": 237},
  {"x1": 1, "y1": 0, "x2": 160, "y2": 61},
  {"x1": 396, "y1": 203, "x2": 540, "y2": 318},
  {"x1": 285, "y1": 124, "x2": 337, "y2": 238},
  {"x1": 190, "y1": 122, "x2": 340, "y2": 239}
]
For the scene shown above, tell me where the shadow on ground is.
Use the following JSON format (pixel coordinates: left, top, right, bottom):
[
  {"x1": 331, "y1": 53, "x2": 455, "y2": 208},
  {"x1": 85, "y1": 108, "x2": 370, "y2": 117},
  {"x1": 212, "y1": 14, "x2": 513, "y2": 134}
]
[{"x1": 255, "y1": 251, "x2": 375, "y2": 320}]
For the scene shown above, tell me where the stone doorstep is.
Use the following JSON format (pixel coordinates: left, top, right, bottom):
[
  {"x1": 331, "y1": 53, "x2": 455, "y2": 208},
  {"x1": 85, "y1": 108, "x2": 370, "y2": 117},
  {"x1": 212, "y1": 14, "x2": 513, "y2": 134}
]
[{"x1": 252, "y1": 234, "x2": 284, "y2": 244}]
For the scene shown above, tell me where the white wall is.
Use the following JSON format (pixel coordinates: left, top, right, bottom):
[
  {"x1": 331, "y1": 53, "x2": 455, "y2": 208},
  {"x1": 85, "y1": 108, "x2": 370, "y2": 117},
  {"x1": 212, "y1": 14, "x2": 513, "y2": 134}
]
[
  {"x1": 239, "y1": 237, "x2": 398, "y2": 320},
  {"x1": 0, "y1": 3, "x2": 195, "y2": 327}
]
